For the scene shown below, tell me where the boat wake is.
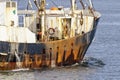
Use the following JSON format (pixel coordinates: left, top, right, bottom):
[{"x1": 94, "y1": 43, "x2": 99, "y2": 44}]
[
  {"x1": 12, "y1": 68, "x2": 29, "y2": 72},
  {"x1": 0, "y1": 68, "x2": 29, "y2": 73},
  {"x1": 80, "y1": 57, "x2": 105, "y2": 67}
]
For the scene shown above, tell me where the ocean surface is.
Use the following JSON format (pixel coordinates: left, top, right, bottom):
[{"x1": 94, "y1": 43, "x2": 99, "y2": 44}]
[{"x1": 0, "y1": 0, "x2": 120, "y2": 80}]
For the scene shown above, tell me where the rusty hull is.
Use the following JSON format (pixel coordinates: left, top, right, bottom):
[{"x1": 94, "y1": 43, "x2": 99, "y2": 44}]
[
  {"x1": 0, "y1": 17, "x2": 100, "y2": 70},
  {"x1": 0, "y1": 32, "x2": 92, "y2": 70}
]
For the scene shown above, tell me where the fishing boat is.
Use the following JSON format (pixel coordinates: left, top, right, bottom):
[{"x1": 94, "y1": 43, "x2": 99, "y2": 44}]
[{"x1": 0, "y1": 0, "x2": 101, "y2": 70}]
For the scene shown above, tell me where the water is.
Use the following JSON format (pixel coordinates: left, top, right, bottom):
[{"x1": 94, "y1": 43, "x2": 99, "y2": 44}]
[{"x1": 0, "y1": 0, "x2": 120, "y2": 80}]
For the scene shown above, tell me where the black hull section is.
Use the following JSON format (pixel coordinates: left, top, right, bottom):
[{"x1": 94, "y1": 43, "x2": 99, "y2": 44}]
[{"x1": 0, "y1": 18, "x2": 100, "y2": 70}]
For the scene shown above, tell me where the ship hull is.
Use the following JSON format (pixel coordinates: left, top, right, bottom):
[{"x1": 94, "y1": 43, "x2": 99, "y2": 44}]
[{"x1": 0, "y1": 18, "x2": 100, "y2": 70}]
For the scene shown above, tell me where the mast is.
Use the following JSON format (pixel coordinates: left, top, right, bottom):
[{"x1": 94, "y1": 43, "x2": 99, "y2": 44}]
[
  {"x1": 34, "y1": 0, "x2": 46, "y2": 41},
  {"x1": 71, "y1": 0, "x2": 77, "y2": 16},
  {"x1": 38, "y1": 0, "x2": 46, "y2": 41},
  {"x1": 71, "y1": 0, "x2": 76, "y2": 12},
  {"x1": 39, "y1": 0, "x2": 46, "y2": 11}
]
